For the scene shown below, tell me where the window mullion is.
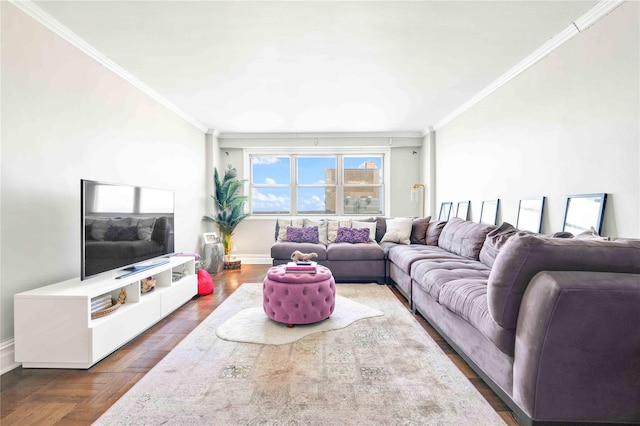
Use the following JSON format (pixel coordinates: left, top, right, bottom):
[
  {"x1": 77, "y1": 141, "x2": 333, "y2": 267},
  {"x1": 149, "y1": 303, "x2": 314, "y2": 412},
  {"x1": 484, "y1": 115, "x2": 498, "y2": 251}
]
[{"x1": 291, "y1": 155, "x2": 297, "y2": 215}]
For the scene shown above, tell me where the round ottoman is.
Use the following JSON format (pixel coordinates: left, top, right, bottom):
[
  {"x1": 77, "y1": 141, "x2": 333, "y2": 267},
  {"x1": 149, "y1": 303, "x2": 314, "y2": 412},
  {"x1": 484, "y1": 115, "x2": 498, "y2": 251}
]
[{"x1": 263, "y1": 264, "x2": 336, "y2": 327}]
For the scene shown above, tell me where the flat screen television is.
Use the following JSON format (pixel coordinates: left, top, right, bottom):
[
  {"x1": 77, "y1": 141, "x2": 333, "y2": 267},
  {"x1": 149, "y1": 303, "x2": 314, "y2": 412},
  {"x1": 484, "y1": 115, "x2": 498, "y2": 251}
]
[{"x1": 81, "y1": 179, "x2": 175, "y2": 280}]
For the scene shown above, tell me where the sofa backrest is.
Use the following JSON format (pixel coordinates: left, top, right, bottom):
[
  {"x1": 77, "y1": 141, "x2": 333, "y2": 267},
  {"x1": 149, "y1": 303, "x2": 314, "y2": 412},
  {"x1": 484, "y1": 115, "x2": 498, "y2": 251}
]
[
  {"x1": 437, "y1": 217, "x2": 495, "y2": 260},
  {"x1": 487, "y1": 234, "x2": 640, "y2": 330}
]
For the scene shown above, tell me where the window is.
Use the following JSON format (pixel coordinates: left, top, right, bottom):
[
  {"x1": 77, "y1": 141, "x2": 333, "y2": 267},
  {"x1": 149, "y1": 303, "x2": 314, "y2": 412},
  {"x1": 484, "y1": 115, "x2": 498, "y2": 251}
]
[{"x1": 248, "y1": 152, "x2": 385, "y2": 216}]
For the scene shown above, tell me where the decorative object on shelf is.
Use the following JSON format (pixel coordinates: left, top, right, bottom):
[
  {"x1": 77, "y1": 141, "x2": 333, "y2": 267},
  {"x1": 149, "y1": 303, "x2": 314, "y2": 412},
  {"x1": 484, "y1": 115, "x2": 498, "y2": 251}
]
[
  {"x1": 117, "y1": 288, "x2": 127, "y2": 304},
  {"x1": 290, "y1": 250, "x2": 318, "y2": 263},
  {"x1": 141, "y1": 277, "x2": 156, "y2": 294},
  {"x1": 91, "y1": 294, "x2": 112, "y2": 313},
  {"x1": 90, "y1": 300, "x2": 120, "y2": 319},
  {"x1": 203, "y1": 165, "x2": 250, "y2": 258},
  {"x1": 411, "y1": 183, "x2": 426, "y2": 217}
]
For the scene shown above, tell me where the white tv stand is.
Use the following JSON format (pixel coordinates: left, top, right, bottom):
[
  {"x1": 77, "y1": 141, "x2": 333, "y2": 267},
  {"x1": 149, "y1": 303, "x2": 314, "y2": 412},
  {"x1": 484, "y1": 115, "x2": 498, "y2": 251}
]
[{"x1": 14, "y1": 256, "x2": 197, "y2": 369}]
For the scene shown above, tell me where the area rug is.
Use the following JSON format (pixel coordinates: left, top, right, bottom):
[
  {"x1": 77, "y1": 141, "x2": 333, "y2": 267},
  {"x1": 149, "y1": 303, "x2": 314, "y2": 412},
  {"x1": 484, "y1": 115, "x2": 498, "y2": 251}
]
[
  {"x1": 95, "y1": 283, "x2": 506, "y2": 425},
  {"x1": 216, "y1": 293, "x2": 384, "y2": 345}
]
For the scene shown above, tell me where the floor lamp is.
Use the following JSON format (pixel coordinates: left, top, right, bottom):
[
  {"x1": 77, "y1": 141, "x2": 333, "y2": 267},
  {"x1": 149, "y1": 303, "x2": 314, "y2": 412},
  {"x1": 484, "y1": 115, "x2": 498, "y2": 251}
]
[{"x1": 411, "y1": 184, "x2": 426, "y2": 217}]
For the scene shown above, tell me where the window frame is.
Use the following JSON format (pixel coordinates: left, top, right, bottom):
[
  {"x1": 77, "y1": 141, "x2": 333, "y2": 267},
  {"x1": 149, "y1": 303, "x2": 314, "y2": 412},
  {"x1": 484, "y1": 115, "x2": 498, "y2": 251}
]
[{"x1": 244, "y1": 147, "x2": 390, "y2": 217}]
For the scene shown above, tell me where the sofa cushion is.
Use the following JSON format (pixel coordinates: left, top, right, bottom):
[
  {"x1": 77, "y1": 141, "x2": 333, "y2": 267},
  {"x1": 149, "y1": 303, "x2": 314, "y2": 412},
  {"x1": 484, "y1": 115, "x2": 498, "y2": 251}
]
[
  {"x1": 437, "y1": 280, "x2": 515, "y2": 356},
  {"x1": 351, "y1": 220, "x2": 376, "y2": 242},
  {"x1": 286, "y1": 226, "x2": 319, "y2": 244},
  {"x1": 387, "y1": 244, "x2": 449, "y2": 273},
  {"x1": 271, "y1": 241, "x2": 327, "y2": 261},
  {"x1": 488, "y1": 234, "x2": 640, "y2": 331},
  {"x1": 303, "y1": 218, "x2": 329, "y2": 244},
  {"x1": 359, "y1": 217, "x2": 389, "y2": 242},
  {"x1": 327, "y1": 219, "x2": 351, "y2": 243},
  {"x1": 380, "y1": 217, "x2": 413, "y2": 244},
  {"x1": 326, "y1": 241, "x2": 384, "y2": 261},
  {"x1": 335, "y1": 227, "x2": 370, "y2": 244},
  {"x1": 438, "y1": 217, "x2": 495, "y2": 260},
  {"x1": 479, "y1": 222, "x2": 524, "y2": 268},
  {"x1": 275, "y1": 218, "x2": 304, "y2": 241},
  {"x1": 425, "y1": 220, "x2": 447, "y2": 245},
  {"x1": 410, "y1": 216, "x2": 432, "y2": 245},
  {"x1": 411, "y1": 258, "x2": 491, "y2": 301}
]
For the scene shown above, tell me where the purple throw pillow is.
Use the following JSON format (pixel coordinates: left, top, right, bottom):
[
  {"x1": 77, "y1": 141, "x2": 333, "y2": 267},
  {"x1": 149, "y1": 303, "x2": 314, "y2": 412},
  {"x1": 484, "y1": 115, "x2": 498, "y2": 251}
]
[
  {"x1": 286, "y1": 226, "x2": 319, "y2": 243},
  {"x1": 335, "y1": 227, "x2": 370, "y2": 244}
]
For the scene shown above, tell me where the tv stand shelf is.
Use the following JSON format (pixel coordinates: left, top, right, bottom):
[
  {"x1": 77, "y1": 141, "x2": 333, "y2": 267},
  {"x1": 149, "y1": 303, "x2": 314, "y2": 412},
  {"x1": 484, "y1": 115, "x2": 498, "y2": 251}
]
[{"x1": 14, "y1": 256, "x2": 197, "y2": 369}]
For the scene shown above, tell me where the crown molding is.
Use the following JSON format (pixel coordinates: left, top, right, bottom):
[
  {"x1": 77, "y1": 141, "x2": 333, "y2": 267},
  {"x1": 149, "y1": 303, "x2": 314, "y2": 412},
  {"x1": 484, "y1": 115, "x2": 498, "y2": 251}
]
[
  {"x1": 574, "y1": 0, "x2": 625, "y2": 31},
  {"x1": 430, "y1": 0, "x2": 626, "y2": 132},
  {"x1": 217, "y1": 131, "x2": 423, "y2": 139},
  {"x1": 9, "y1": 0, "x2": 208, "y2": 133}
]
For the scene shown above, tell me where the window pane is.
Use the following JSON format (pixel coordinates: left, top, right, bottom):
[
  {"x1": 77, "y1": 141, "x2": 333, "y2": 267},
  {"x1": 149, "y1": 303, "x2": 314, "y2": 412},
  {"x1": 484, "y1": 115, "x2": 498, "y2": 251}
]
[
  {"x1": 343, "y1": 187, "x2": 383, "y2": 215},
  {"x1": 252, "y1": 187, "x2": 290, "y2": 214},
  {"x1": 297, "y1": 187, "x2": 336, "y2": 215},
  {"x1": 94, "y1": 184, "x2": 134, "y2": 213},
  {"x1": 343, "y1": 156, "x2": 382, "y2": 185},
  {"x1": 297, "y1": 156, "x2": 336, "y2": 185},
  {"x1": 251, "y1": 156, "x2": 290, "y2": 185},
  {"x1": 139, "y1": 188, "x2": 174, "y2": 213}
]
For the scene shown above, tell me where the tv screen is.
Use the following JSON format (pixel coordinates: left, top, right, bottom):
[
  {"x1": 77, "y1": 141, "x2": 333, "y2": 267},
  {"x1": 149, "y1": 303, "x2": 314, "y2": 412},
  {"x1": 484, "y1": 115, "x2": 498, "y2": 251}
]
[{"x1": 81, "y1": 179, "x2": 175, "y2": 280}]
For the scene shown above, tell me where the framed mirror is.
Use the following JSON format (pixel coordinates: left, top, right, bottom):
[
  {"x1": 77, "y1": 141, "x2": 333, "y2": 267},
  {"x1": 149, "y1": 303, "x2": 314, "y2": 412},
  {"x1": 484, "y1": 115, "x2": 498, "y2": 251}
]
[
  {"x1": 455, "y1": 201, "x2": 470, "y2": 220},
  {"x1": 438, "y1": 202, "x2": 453, "y2": 221},
  {"x1": 480, "y1": 199, "x2": 499, "y2": 225},
  {"x1": 516, "y1": 196, "x2": 545, "y2": 233},
  {"x1": 562, "y1": 193, "x2": 607, "y2": 235}
]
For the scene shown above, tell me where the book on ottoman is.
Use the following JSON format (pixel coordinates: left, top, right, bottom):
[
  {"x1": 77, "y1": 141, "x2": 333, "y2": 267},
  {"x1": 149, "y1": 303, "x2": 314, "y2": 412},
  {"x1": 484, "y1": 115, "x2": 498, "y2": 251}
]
[{"x1": 285, "y1": 261, "x2": 317, "y2": 274}]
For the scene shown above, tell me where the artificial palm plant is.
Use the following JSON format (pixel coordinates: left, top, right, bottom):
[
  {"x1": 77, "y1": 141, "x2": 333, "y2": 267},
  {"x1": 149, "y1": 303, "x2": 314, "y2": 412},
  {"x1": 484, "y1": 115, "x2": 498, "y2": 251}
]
[{"x1": 203, "y1": 165, "x2": 250, "y2": 256}]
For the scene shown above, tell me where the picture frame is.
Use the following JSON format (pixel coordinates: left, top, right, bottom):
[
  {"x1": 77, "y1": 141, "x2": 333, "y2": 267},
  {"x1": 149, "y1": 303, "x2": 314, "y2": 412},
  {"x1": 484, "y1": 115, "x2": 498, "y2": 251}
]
[
  {"x1": 516, "y1": 196, "x2": 545, "y2": 233},
  {"x1": 202, "y1": 232, "x2": 219, "y2": 244},
  {"x1": 562, "y1": 193, "x2": 607, "y2": 235},
  {"x1": 455, "y1": 201, "x2": 470, "y2": 220},
  {"x1": 479, "y1": 199, "x2": 499, "y2": 225},
  {"x1": 438, "y1": 202, "x2": 453, "y2": 221}
]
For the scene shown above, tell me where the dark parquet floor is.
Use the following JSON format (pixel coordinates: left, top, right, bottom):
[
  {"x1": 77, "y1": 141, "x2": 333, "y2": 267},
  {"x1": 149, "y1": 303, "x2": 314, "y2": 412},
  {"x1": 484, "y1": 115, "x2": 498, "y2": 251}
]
[{"x1": 1, "y1": 264, "x2": 517, "y2": 425}]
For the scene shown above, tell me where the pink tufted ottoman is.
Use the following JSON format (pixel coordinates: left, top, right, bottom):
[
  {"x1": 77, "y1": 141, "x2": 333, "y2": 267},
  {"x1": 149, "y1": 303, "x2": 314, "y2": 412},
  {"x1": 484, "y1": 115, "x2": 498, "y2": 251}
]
[{"x1": 263, "y1": 264, "x2": 336, "y2": 327}]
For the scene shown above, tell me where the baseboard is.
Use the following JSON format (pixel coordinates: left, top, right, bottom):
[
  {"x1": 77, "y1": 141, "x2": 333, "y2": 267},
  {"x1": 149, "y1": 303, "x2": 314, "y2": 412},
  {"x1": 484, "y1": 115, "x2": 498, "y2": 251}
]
[{"x1": 1, "y1": 338, "x2": 20, "y2": 375}]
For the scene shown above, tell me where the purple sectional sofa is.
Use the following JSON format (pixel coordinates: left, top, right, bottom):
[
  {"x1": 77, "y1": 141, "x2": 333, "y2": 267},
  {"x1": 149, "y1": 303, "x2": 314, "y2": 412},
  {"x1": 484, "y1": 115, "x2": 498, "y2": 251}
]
[{"x1": 271, "y1": 217, "x2": 640, "y2": 425}]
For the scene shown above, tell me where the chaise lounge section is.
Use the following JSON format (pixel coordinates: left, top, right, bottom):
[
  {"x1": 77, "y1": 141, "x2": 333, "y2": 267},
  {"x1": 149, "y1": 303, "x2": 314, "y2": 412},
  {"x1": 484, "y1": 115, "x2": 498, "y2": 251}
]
[{"x1": 270, "y1": 216, "x2": 640, "y2": 425}]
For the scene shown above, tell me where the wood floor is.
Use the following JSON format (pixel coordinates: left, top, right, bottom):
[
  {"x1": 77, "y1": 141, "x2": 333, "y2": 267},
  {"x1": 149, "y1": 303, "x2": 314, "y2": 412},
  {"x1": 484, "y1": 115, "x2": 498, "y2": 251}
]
[{"x1": 1, "y1": 264, "x2": 518, "y2": 425}]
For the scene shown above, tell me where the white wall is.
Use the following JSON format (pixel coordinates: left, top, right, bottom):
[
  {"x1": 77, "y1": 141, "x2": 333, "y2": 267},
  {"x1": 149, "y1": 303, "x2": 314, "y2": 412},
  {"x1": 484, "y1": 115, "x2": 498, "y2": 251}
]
[
  {"x1": 216, "y1": 137, "x2": 424, "y2": 262},
  {"x1": 434, "y1": 1, "x2": 639, "y2": 238},
  {"x1": 1, "y1": 3, "x2": 208, "y2": 345}
]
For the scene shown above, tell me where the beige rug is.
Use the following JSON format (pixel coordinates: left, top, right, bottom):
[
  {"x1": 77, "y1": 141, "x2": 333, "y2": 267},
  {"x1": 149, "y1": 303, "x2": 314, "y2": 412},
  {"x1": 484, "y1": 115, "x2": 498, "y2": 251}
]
[
  {"x1": 95, "y1": 283, "x2": 506, "y2": 425},
  {"x1": 216, "y1": 294, "x2": 384, "y2": 345}
]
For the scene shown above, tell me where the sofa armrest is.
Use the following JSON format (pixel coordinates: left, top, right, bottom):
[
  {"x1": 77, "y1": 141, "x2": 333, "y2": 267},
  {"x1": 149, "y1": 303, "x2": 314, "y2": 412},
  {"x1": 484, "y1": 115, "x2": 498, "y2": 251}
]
[
  {"x1": 488, "y1": 235, "x2": 640, "y2": 330},
  {"x1": 513, "y1": 271, "x2": 640, "y2": 423}
]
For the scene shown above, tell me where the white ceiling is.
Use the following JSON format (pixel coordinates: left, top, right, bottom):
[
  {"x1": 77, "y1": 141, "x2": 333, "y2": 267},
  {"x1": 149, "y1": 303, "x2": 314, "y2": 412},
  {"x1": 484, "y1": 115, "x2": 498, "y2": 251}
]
[{"x1": 32, "y1": 1, "x2": 598, "y2": 135}]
